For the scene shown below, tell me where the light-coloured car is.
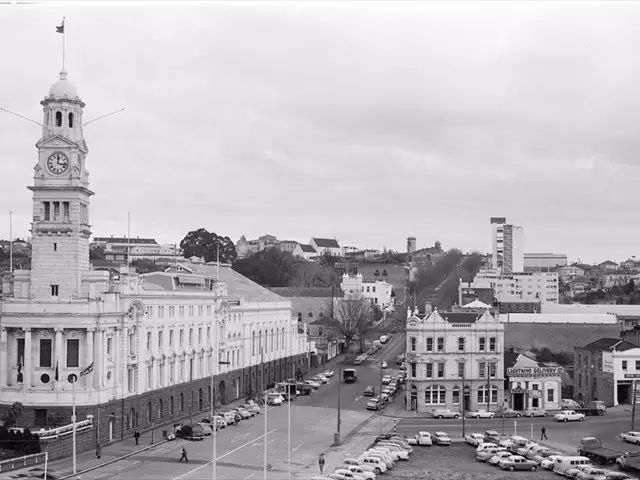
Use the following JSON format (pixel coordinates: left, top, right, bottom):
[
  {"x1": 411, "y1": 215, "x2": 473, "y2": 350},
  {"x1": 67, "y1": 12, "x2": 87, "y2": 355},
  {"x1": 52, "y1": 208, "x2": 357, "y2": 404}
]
[
  {"x1": 361, "y1": 450, "x2": 393, "y2": 469},
  {"x1": 383, "y1": 437, "x2": 413, "y2": 452},
  {"x1": 524, "y1": 408, "x2": 548, "y2": 417},
  {"x1": 554, "y1": 410, "x2": 585, "y2": 422},
  {"x1": 323, "y1": 370, "x2": 335, "y2": 378},
  {"x1": 305, "y1": 379, "x2": 321, "y2": 389},
  {"x1": 530, "y1": 447, "x2": 557, "y2": 463},
  {"x1": 467, "y1": 410, "x2": 495, "y2": 419},
  {"x1": 357, "y1": 456, "x2": 387, "y2": 474},
  {"x1": 342, "y1": 458, "x2": 376, "y2": 474},
  {"x1": 477, "y1": 447, "x2": 507, "y2": 461},
  {"x1": 477, "y1": 442, "x2": 500, "y2": 452},
  {"x1": 333, "y1": 468, "x2": 366, "y2": 480},
  {"x1": 431, "y1": 409, "x2": 460, "y2": 419},
  {"x1": 266, "y1": 393, "x2": 284, "y2": 405},
  {"x1": 489, "y1": 451, "x2": 514, "y2": 465},
  {"x1": 620, "y1": 431, "x2": 640, "y2": 445},
  {"x1": 381, "y1": 360, "x2": 388, "y2": 369},
  {"x1": 407, "y1": 431, "x2": 433, "y2": 446},
  {"x1": 516, "y1": 443, "x2": 539, "y2": 457},
  {"x1": 574, "y1": 466, "x2": 609, "y2": 479},
  {"x1": 370, "y1": 446, "x2": 402, "y2": 462},
  {"x1": 327, "y1": 473, "x2": 348, "y2": 480},
  {"x1": 313, "y1": 374, "x2": 329, "y2": 384},
  {"x1": 432, "y1": 432, "x2": 451, "y2": 446},
  {"x1": 377, "y1": 443, "x2": 410, "y2": 460},
  {"x1": 465, "y1": 433, "x2": 485, "y2": 446},
  {"x1": 382, "y1": 375, "x2": 392, "y2": 385},
  {"x1": 342, "y1": 465, "x2": 375, "y2": 480}
]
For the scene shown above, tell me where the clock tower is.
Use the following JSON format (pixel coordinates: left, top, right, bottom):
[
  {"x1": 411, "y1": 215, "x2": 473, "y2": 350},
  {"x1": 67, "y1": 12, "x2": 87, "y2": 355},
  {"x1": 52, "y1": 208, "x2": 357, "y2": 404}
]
[{"x1": 29, "y1": 70, "x2": 92, "y2": 299}]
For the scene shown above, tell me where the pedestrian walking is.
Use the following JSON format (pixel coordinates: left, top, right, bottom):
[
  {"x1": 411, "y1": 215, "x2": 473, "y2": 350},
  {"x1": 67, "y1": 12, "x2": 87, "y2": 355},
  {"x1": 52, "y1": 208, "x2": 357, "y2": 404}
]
[
  {"x1": 318, "y1": 453, "x2": 325, "y2": 474},
  {"x1": 179, "y1": 447, "x2": 189, "y2": 463},
  {"x1": 540, "y1": 426, "x2": 548, "y2": 440},
  {"x1": 95, "y1": 444, "x2": 101, "y2": 459},
  {"x1": 134, "y1": 430, "x2": 140, "y2": 446}
]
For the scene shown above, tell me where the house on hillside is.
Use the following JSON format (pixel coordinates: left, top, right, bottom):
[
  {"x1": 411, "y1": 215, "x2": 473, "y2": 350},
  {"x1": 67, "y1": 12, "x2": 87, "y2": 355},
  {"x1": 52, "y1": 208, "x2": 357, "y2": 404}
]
[
  {"x1": 558, "y1": 265, "x2": 585, "y2": 283},
  {"x1": 598, "y1": 260, "x2": 619, "y2": 271},
  {"x1": 292, "y1": 243, "x2": 317, "y2": 260},
  {"x1": 310, "y1": 238, "x2": 342, "y2": 257}
]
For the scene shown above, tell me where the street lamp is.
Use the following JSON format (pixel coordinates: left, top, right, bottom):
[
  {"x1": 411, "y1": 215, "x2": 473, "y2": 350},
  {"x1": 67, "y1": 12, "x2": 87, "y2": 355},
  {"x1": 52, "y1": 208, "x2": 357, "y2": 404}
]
[{"x1": 211, "y1": 356, "x2": 230, "y2": 480}]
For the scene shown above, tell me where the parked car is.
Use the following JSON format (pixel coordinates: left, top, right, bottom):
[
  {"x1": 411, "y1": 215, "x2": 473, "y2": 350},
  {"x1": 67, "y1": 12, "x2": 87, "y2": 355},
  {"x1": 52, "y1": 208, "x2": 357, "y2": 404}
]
[
  {"x1": 476, "y1": 442, "x2": 500, "y2": 453},
  {"x1": 499, "y1": 455, "x2": 538, "y2": 471},
  {"x1": 620, "y1": 431, "x2": 640, "y2": 445},
  {"x1": 363, "y1": 385, "x2": 376, "y2": 396},
  {"x1": 467, "y1": 410, "x2": 495, "y2": 419},
  {"x1": 382, "y1": 375, "x2": 392, "y2": 385},
  {"x1": 313, "y1": 374, "x2": 329, "y2": 384},
  {"x1": 357, "y1": 456, "x2": 387, "y2": 474},
  {"x1": 554, "y1": 410, "x2": 585, "y2": 422},
  {"x1": 296, "y1": 383, "x2": 313, "y2": 395},
  {"x1": 574, "y1": 466, "x2": 609, "y2": 479},
  {"x1": 196, "y1": 421, "x2": 214, "y2": 435},
  {"x1": 597, "y1": 470, "x2": 632, "y2": 480},
  {"x1": 516, "y1": 443, "x2": 540, "y2": 457},
  {"x1": 530, "y1": 448, "x2": 558, "y2": 463},
  {"x1": 366, "y1": 398, "x2": 383, "y2": 411},
  {"x1": 477, "y1": 447, "x2": 507, "y2": 461},
  {"x1": 489, "y1": 451, "x2": 515, "y2": 465},
  {"x1": 233, "y1": 407, "x2": 252, "y2": 419},
  {"x1": 381, "y1": 360, "x2": 388, "y2": 369},
  {"x1": 305, "y1": 379, "x2": 321, "y2": 389},
  {"x1": 561, "y1": 398, "x2": 582, "y2": 409},
  {"x1": 174, "y1": 423, "x2": 205, "y2": 441},
  {"x1": 342, "y1": 458, "x2": 379, "y2": 475},
  {"x1": 465, "y1": 433, "x2": 485, "y2": 446},
  {"x1": 406, "y1": 431, "x2": 432, "y2": 446},
  {"x1": 333, "y1": 468, "x2": 366, "y2": 480},
  {"x1": 266, "y1": 393, "x2": 284, "y2": 405},
  {"x1": 431, "y1": 409, "x2": 460, "y2": 419},
  {"x1": 496, "y1": 407, "x2": 521, "y2": 418},
  {"x1": 524, "y1": 408, "x2": 548, "y2": 417},
  {"x1": 342, "y1": 465, "x2": 375, "y2": 480},
  {"x1": 483, "y1": 430, "x2": 501, "y2": 444},
  {"x1": 323, "y1": 370, "x2": 335, "y2": 378},
  {"x1": 376, "y1": 443, "x2": 410, "y2": 459},
  {"x1": 432, "y1": 432, "x2": 451, "y2": 446}
]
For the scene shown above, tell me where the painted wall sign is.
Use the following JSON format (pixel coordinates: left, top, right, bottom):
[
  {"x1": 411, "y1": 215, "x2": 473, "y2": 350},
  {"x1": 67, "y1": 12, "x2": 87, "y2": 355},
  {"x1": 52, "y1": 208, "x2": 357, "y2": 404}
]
[{"x1": 507, "y1": 367, "x2": 564, "y2": 377}]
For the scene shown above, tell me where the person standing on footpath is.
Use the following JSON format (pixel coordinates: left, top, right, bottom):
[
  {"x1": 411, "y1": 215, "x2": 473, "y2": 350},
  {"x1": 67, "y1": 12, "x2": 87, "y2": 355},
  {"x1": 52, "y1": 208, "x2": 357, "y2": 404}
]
[
  {"x1": 179, "y1": 447, "x2": 189, "y2": 463},
  {"x1": 540, "y1": 426, "x2": 548, "y2": 440},
  {"x1": 95, "y1": 444, "x2": 101, "y2": 459},
  {"x1": 318, "y1": 453, "x2": 325, "y2": 474},
  {"x1": 134, "y1": 430, "x2": 141, "y2": 446}
]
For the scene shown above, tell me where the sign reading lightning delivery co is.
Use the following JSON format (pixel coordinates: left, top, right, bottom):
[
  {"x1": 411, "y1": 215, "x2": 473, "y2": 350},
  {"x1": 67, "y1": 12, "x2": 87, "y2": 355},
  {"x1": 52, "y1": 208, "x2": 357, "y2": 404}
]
[{"x1": 507, "y1": 367, "x2": 564, "y2": 377}]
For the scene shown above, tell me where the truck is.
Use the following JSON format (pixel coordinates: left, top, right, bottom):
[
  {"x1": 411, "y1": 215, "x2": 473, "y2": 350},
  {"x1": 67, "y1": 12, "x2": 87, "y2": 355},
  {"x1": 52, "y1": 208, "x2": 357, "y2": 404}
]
[
  {"x1": 574, "y1": 400, "x2": 607, "y2": 416},
  {"x1": 343, "y1": 368, "x2": 357, "y2": 383},
  {"x1": 617, "y1": 451, "x2": 640, "y2": 473},
  {"x1": 576, "y1": 437, "x2": 621, "y2": 464}
]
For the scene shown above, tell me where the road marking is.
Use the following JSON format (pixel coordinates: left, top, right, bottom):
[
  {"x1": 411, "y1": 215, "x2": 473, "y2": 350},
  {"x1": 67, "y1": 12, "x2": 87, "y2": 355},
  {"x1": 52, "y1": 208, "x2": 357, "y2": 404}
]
[
  {"x1": 292, "y1": 443, "x2": 304, "y2": 452},
  {"x1": 171, "y1": 428, "x2": 279, "y2": 480},
  {"x1": 244, "y1": 474, "x2": 256, "y2": 480}
]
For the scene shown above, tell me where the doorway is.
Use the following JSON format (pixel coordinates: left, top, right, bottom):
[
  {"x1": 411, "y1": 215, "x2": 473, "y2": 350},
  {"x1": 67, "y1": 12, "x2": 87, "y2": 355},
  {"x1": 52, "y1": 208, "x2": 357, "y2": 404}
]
[
  {"x1": 513, "y1": 393, "x2": 524, "y2": 410},
  {"x1": 463, "y1": 394, "x2": 470, "y2": 412},
  {"x1": 108, "y1": 414, "x2": 114, "y2": 441},
  {"x1": 618, "y1": 383, "x2": 632, "y2": 404}
]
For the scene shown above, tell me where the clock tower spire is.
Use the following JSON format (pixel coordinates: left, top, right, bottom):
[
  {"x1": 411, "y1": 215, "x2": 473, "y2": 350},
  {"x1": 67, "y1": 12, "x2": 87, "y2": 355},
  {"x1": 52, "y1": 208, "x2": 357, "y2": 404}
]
[{"x1": 29, "y1": 70, "x2": 93, "y2": 299}]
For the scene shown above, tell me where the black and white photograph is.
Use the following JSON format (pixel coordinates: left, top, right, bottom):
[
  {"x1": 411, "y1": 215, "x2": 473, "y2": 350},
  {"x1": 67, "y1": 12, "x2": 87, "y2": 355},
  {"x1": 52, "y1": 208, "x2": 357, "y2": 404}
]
[{"x1": 2, "y1": 2, "x2": 640, "y2": 479}]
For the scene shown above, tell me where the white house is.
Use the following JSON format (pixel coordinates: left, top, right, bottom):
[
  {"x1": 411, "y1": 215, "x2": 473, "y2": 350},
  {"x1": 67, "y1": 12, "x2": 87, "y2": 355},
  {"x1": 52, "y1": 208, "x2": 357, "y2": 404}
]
[
  {"x1": 292, "y1": 243, "x2": 317, "y2": 260},
  {"x1": 309, "y1": 238, "x2": 342, "y2": 257},
  {"x1": 558, "y1": 265, "x2": 585, "y2": 283},
  {"x1": 340, "y1": 274, "x2": 394, "y2": 310}
]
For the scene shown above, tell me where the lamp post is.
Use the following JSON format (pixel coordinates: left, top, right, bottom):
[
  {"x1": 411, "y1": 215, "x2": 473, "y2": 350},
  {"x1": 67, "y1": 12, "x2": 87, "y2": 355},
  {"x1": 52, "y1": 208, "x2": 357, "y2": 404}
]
[
  {"x1": 632, "y1": 380, "x2": 638, "y2": 431},
  {"x1": 211, "y1": 356, "x2": 231, "y2": 480},
  {"x1": 335, "y1": 363, "x2": 342, "y2": 445}
]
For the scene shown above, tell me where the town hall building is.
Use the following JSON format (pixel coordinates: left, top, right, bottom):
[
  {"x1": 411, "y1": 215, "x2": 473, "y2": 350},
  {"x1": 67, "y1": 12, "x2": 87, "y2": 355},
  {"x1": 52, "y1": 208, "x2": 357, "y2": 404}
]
[{"x1": 0, "y1": 68, "x2": 310, "y2": 446}]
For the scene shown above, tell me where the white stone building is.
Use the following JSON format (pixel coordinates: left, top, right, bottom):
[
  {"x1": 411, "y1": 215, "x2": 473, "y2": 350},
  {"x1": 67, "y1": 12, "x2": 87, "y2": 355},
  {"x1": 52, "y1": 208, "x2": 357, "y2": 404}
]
[
  {"x1": 340, "y1": 274, "x2": 394, "y2": 310},
  {"x1": 464, "y1": 269, "x2": 559, "y2": 304},
  {"x1": 504, "y1": 352, "x2": 562, "y2": 411},
  {"x1": 405, "y1": 309, "x2": 505, "y2": 413},
  {"x1": 0, "y1": 69, "x2": 309, "y2": 442}
]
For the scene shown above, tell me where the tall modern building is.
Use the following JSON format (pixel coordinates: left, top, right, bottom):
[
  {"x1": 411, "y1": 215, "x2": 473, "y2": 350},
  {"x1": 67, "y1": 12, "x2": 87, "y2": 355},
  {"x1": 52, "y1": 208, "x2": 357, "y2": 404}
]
[
  {"x1": 0, "y1": 67, "x2": 309, "y2": 446},
  {"x1": 491, "y1": 217, "x2": 524, "y2": 274}
]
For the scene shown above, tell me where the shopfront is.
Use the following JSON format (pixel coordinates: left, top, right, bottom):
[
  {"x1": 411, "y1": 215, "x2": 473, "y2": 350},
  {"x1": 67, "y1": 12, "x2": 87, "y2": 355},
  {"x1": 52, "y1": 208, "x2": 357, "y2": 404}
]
[{"x1": 505, "y1": 354, "x2": 562, "y2": 411}]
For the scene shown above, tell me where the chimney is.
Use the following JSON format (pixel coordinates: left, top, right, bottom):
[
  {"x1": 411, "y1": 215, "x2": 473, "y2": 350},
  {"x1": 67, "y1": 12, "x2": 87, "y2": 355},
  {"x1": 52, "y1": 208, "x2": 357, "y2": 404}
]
[{"x1": 407, "y1": 236, "x2": 416, "y2": 254}]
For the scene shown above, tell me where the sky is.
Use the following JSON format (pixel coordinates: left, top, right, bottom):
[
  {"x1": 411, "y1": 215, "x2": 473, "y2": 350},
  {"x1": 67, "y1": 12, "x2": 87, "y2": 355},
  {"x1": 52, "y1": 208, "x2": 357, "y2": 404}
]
[{"x1": 1, "y1": 1, "x2": 639, "y2": 265}]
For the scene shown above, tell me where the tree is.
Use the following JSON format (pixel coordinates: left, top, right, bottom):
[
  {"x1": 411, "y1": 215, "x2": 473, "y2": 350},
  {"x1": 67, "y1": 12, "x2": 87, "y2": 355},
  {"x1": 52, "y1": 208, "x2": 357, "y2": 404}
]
[
  {"x1": 327, "y1": 297, "x2": 375, "y2": 354},
  {"x1": 233, "y1": 248, "x2": 297, "y2": 287},
  {"x1": 625, "y1": 279, "x2": 636, "y2": 295},
  {"x1": 180, "y1": 228, "x2": 237, "y2": 263},
  {"x1": 4, "y1": 402, "x2": 23, "y2": 428},
  {"x1": 130, "y1": 259, "x2": 165, "y2": 274},
  {"x1": 89, "y1": 246, "x2": 105, "y2": 260}
]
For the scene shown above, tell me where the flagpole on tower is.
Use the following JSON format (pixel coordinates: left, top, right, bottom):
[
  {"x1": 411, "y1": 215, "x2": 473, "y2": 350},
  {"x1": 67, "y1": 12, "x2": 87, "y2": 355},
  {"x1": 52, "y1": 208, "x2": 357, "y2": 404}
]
[{"x1": 56, "y1": 18, "x2": 65, "y2": 71}]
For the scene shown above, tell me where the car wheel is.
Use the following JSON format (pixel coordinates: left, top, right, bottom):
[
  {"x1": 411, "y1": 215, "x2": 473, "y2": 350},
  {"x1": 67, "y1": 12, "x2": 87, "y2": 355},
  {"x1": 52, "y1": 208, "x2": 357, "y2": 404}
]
[
  {"x1": 544, "y1": 412, "x2": 548, "y2": 416},
  {"x1": 375, "y1": 468, "x2": 381, "y2": 474},
  {"x1": 438, "y1": 415, "x2": 443, "y2": 419},
  {"x1": 509, "y1": 466, "x2": 515, "y2": 472},
  {"x1": 579, "y1": 417, "x2": 584, "y2": 421},
  {"x1": 529, "y1": 413, "x2": 534, "y2": 417},
  {"x1": 563, "y1": 418, "x2": 568, "y2": 422},
  {"x1": 454, "y1": 415, "x2": 459, "y2": 419},
  {"x1": 516, "y1": 413, "x2": 521, "y2": 417},
  {"x1": 531, "y1": 466, "x2": 537, "y2": 472}
]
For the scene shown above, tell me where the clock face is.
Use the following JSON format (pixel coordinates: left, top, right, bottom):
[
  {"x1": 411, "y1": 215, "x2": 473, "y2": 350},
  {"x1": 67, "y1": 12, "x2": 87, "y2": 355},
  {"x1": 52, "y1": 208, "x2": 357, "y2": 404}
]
[{"x1": 46, "y1": 153, "x2": 69, "y2": 175}]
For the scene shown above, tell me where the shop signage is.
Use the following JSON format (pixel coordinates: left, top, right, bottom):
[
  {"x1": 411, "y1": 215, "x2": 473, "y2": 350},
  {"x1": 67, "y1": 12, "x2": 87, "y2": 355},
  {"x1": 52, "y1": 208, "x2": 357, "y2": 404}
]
[
  {"x1": 507, "y1": 367, "x2": 563, "y2": 377},
  {"x1": 624, "y1": 374, "x2": 640, "y2": 379},
  {"x1": 512, "y1": 386, "x2": 526, "y2": 394},
  {"x1": 528, "y1": 390, "x2": 542, "y2": 399}
]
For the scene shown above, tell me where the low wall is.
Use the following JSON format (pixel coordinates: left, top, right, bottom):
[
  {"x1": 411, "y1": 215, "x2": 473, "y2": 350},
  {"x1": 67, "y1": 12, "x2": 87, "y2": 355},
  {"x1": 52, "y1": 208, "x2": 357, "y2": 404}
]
[{"x1": 40, "y1": 424, "x2": 95, "y2": 460}]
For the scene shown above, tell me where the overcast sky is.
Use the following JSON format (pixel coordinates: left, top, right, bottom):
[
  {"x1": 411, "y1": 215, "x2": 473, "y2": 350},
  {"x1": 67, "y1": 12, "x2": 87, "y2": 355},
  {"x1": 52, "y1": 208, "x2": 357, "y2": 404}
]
[{"x1": 1, "y1": 1, "x2": 639, "y2": 264}]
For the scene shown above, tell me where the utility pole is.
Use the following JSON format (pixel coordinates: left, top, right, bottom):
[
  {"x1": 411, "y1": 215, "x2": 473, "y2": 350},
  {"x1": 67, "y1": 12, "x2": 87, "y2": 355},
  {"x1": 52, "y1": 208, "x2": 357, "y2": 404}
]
[
  {"x1": 461, "y1": 366, "x2": 466, "y2": 439},
  {"x1": 632, "y1": 380, "x2": 638, "y2": 431},
  {"x1": 336, "y1": 363, "x2": 342, "y2": 445},
  {"x1": 487, "y1": 363, "x2": 491, "y2": 413}
]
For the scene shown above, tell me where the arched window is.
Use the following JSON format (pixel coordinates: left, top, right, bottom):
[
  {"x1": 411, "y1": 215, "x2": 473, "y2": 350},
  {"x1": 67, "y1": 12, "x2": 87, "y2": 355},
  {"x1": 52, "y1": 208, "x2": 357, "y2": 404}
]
[
  {"x1": 477, "y1": 384, "x2": 499, "y2": 404},
  {"x1": 259, "y1": 330, "x2": 263, "y2": 354},
  {"x1": 452, "y1": 385, "x2": 461, "y2": 405},
  {"x1": 270, "y1": 329, "x2": 274, "y2": 351},
  {"x1": 68, "y1": 112, "x2": 74, "y2": 127},
  {"x1": 275, "y1": 329, "x2": 279, "y2": 351},
  {"x1": 252, "y1": 331, "x2": 256, "y2": 356},
  {"x1": 55, "y1": 111, "x2": 62, "y2": 127},
  {"x1": 281, "y1": 329, "x2": 285, "y2": 350},
  {"x1": 424, "y1": 385, "x2": 446, "y2": 404}
]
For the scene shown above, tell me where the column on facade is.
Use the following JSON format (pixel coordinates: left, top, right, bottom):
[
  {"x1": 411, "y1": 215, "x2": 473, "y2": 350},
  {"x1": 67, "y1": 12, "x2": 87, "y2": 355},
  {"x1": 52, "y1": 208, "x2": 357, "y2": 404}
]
[
  {"x1": 54, "y1": 328, "x2": 63, "y2": 375},
  {"x1": 85, "y1": 328, "x2": 95, "y2": 388},
  {"x1": 136, "y1": 325, "x2": 145, "y2": 393},
  {"x1": 113, "y1": 327, "x2": 121, "y2": 393},
  {"x1": 151, "y1": 327, "x2": 159, "y2": 389},
  {"x1": 23, "y1": 328, "x2": 32, "y2": 387},
  {"x1": 94, "y1": 328, "x2": 104, "y2": 389},
  {"x1": 0, "y1": 328, "x2": 7, "y2": 386}
]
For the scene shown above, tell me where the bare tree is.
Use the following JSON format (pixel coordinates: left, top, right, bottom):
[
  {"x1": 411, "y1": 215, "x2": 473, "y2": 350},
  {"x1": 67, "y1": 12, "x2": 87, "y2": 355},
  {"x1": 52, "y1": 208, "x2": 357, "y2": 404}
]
[{"x1": 327, "y1": 297, "x2": 376, "y2": 355}]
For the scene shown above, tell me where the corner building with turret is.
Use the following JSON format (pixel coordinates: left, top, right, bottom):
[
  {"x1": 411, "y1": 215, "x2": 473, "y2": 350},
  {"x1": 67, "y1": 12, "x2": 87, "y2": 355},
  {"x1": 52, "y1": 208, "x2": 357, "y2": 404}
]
[{"x1": 0, "y1": 70, "x2": 310, "y2": 447}]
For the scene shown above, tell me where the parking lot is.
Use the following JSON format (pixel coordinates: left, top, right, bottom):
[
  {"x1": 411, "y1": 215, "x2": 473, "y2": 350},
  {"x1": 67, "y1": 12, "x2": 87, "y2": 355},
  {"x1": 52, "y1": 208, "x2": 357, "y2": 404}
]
[{"x1": 388, "y1": 443, "x2": 559, "y2": 480}]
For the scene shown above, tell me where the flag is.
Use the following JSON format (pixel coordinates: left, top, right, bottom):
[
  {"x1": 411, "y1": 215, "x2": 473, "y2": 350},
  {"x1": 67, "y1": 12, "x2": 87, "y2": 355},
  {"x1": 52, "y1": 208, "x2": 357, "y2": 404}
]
[
  {"x1": 80, "y1": 361, "x2": 94, "y2": 377},
  {"x1": 54, "y1": 361, "x2": 59, "y2": 381},
  {"x1": 56, "y1": 19, "x2": 64, "y2": 34}
]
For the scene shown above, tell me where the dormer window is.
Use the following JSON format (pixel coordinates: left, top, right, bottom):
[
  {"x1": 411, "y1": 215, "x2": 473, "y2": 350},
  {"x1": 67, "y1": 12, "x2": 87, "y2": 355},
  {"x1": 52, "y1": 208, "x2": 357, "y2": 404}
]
[
  {"x1": 55, "y1": 111, "x2": 62, "y2": 127},
  {"x1": 68, "y1": 112, "x2": 74, "y2": 128}
]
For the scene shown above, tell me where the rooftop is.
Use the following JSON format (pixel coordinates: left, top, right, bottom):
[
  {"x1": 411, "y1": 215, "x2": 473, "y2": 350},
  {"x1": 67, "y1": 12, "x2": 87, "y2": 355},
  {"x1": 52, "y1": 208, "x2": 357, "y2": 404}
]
[
  {"x1": 312, "y1": 238, "x2": 340, "y2": 248},
  {"x1": 580, "y1": 338, "x2": 637, "y2": 351}
]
